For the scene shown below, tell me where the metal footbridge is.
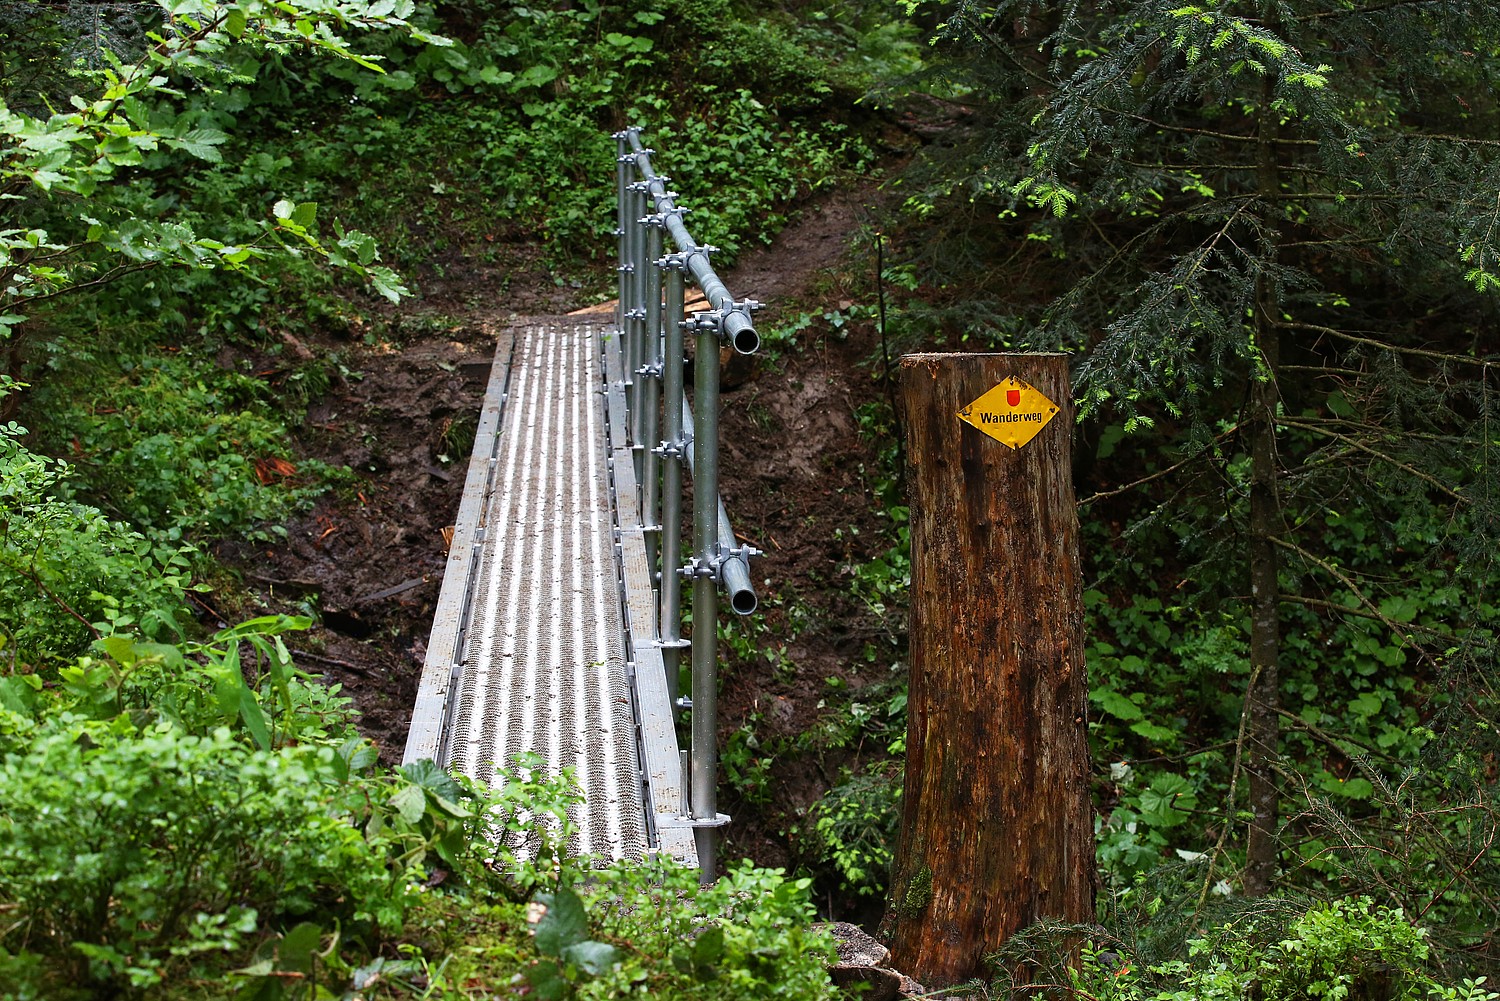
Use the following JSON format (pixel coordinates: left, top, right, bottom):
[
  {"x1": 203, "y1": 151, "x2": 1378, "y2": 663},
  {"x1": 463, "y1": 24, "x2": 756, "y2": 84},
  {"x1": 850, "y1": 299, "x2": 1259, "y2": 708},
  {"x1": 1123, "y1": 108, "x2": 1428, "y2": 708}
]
[{"x1": 403, "y1": 129, "x2": 761, "y2": 874}]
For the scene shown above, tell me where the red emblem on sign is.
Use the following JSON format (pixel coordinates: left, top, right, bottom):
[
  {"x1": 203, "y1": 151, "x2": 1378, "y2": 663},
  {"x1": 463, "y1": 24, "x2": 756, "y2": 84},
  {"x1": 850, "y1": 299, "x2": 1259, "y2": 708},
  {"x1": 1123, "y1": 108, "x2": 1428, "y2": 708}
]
[{"x1": 1006, "y1": 388, "x2": 1021, "y2": 407}]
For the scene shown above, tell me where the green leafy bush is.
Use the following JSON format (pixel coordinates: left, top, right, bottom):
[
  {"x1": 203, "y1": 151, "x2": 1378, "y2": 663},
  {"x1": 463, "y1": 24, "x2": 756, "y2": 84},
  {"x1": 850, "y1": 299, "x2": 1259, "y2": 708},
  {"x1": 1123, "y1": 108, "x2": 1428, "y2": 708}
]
[
  {"x1": 0, "y1": 420, "x2": 191, "y2": 668},
  {"x1": 215, "y1": 0, "x2": 877, "y2": 268},
  {"x1": 803, "y1": 770, "x2": 901, "y2": 900},
  {"x1": 523, "y1": 858, "x2": 836, "y2": 999},
  {"x1": 27, "y1": 345, "x2": 349, "y2": 543},
  {"x1": 0, "y1": 619, "x2": 531, "y2": 996},
  {"x1": 0, "y1": 610, "x2": 841, "y2": 997},
  {"x1": 0, "y1": 720, "x2": 392, "y2": 990},
  {"x1": 1052, "y1": 898, "x2": 1489, "y2": 1001}
]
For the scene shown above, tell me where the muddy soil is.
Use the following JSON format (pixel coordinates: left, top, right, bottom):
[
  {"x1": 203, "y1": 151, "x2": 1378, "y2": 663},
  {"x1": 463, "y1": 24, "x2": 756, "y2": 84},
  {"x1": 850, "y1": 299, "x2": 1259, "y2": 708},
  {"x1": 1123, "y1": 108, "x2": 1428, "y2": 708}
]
[{"x1": 219, "y1": 186, "x2": 902, "y2": 920}]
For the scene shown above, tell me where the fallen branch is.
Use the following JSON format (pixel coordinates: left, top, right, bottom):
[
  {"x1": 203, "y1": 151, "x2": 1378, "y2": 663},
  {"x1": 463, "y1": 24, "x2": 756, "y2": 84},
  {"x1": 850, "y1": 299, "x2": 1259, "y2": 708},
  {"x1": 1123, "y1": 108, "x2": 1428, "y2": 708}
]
[{"x1": 290, "y1": 649, "x2": 372, "y2": 675}]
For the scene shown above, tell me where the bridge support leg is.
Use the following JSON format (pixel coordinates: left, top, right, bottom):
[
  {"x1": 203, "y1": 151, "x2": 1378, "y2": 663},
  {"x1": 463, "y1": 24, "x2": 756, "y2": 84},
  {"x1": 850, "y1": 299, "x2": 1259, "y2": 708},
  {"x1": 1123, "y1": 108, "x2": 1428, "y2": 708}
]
[
  {"x1": 614, "y1": 133, "x2": 630, "y2": 329},
  {"x1": 641, "y1": 218, "x2": 665, "y2": 576},
  {"x1": 690, "y1": 303, "x2": 723, "y2": 883},
  {"x1": 660, "y1": 257, "x2": 688, "y2": 711},
  {"x1": 624, "y1": 183, "x2": 648, "y2": 480}
]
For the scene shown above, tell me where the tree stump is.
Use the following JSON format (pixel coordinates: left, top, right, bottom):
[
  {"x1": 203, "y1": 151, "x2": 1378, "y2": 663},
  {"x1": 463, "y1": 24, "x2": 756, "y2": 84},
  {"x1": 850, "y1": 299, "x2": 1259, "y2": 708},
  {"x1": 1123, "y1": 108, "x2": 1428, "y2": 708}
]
[{"x1": 885, "y1": 352, "x2": 1094, "y2": 987}]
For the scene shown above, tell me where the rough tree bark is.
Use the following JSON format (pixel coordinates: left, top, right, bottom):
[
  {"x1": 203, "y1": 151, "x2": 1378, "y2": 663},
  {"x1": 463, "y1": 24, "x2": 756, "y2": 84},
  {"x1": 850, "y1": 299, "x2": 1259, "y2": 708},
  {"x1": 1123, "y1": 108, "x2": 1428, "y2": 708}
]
[
  {"x1": 1244, "y1": 60, "x2": 1284, "y2": 899},
  {"x1": 885, "y1": 352, "x2": 1094, "y2": 987}
]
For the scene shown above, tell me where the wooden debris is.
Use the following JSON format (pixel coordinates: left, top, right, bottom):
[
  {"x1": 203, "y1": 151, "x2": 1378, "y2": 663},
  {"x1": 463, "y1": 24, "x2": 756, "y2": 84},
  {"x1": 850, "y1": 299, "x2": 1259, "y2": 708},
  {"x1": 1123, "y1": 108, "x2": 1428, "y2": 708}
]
[{"x1": 356, "y1": 576, "x2": 430, "y2": 605}]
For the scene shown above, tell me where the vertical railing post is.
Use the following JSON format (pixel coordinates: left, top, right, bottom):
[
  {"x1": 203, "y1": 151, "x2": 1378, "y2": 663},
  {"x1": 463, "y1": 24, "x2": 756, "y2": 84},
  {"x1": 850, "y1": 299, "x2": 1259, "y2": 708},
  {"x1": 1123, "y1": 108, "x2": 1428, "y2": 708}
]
[
  {"x1": 659, "y1": 251, "x2": 690, "y2": 713},
  {"x1": 614, "y1": 132, "x2": 632, "y2": 330},
  {"x1": 624, "y1": 182, "x2": 650, "y2": 476},
  {"x1": 640, "y1": 215, "x2": 666, "y2": 575},
  {"x1": 689, "y1": 307, "x2": 725, "y2": 880}
]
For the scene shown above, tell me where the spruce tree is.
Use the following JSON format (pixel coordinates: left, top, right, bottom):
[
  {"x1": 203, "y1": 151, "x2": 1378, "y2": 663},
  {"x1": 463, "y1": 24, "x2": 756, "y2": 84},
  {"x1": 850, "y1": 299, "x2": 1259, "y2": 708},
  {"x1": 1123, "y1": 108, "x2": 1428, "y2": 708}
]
[{"x1": 907, "y1": 0, "x2": 1500, "y2": 903}]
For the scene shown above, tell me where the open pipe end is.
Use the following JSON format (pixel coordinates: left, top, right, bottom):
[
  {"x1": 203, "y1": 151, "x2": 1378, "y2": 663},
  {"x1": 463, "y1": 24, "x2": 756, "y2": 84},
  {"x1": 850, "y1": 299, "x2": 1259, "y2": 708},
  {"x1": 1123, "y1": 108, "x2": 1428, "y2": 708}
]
[
  {"x1": 729, "y1": 587, "x2": 758, "y2": 615},
  {"x1": 731, "y1": 326, "x2": 760, "y2": 356}
]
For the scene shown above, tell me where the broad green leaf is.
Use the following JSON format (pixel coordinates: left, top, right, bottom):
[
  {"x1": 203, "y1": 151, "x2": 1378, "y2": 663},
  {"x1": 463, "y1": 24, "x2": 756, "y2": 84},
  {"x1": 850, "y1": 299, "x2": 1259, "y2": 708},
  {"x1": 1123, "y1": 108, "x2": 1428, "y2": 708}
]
[
  {"x1": 431, "y1": 793, "x2": 471, "y2": 819},
  {"x1": 401, "y1": 758, "x2": 464, "y2": 802},
  {"x1": 1330, "y1": 777, "x2": 1374, "y2": 800},
  {"x1": 692, "y1": 925, "x2": 725, "y2": 965},
  {"x1": 1090, "y1": 685, "x2": 1143, "y2": 721},
  {"x1": 167, "y1": 128, "x2": 227, "y2": 163},
  {"x1": 390, "y1": 783, "x2": 427, "y2": 825},
  {"x1": 1137, "y1": 773, "x2": 1197, "y2": 828},
  {"x1": 0, "y1": 675, "x2": 37, "y2": 714},
  {"x1": 96, "y1": 634, "x2": 138, "y2": 665},
  {"x1": 515, "y1": 64, "x2": 559, "y2": 88},
  {"x1": 278, "y1": 922, "x2": 322, "y2": 974},
  {"x1": 1129, "y1": 720, "x2": 1178, "y2": 744},
  {"x1": 222, "y1": 643, "x2": 271, "y2": 750},
  {"x1": 533, "y1": 888, "x2": 589, "y2": 955},
  {"x1": 369, "y1": 266, "x2": 408, "y2": 302},
  {"x1": 563, "y1": 940, "x2": 619, "y2": 976},
  {"x1": 340, "y1": 737, "x2": 380, "y2": 774},
  {"x1": 526, "y1": 959, "x2": 568, "y2": 1000}
]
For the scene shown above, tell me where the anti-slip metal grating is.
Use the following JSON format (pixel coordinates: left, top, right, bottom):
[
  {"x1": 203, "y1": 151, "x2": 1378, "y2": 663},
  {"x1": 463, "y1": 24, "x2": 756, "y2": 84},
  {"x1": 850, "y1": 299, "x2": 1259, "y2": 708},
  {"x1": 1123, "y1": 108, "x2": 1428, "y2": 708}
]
[{"x1": 404, "y1": 318, "x2": 684, "y2": 863}]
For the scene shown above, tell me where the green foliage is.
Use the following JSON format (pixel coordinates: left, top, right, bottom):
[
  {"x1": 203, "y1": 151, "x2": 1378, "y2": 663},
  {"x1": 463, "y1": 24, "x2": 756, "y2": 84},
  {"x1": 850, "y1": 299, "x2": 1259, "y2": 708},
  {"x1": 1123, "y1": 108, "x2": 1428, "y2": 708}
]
[
  {"x1": 1080, "y1": 494, "x2": 1500, "y2": 914},
  {"x1": 223, "y1": 0, "x2": 878, "y2": 267},
  {"x1": 1, "y1": 721, "x2": 389, "y2": 990},
  {"x1": 721, "y1": 718, "x2": 778, "y2": 806},
  {"x1": 0, "y1": 419, "x2": 192, "y2": 668},
  {"x1": 803, "y1": 769, "x2": 901, "y2": 900},
  {"x1": 0, "y1": 614, "x2": 479, "y2": 995},
  {"x1": 0, "y1": 0, "x2": 419, "y2": 330},
  {"x1": 847, "y1": 527, "x2": 910, "y2": 636},
  {"x1": 523, "y1": 858, "x2": 836, "y2": 999},
  {"x1": 1027, "y1": 898, "x2": 1489, "y2": 1001},
  {"x1": 0, "y1": 603, "x2": 841, "y2": 998},
  {"x1": 37, "y1": 347, "x2": 345, "y2": 542},
  {"x1": 526, "y1": 885, "x2": 622, "y2": 997}
]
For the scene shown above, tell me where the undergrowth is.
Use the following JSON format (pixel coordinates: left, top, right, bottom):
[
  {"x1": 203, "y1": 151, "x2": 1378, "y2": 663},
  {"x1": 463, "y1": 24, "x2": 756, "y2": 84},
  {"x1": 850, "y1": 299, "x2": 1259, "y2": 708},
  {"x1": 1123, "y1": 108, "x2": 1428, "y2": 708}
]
[{"x1": 0, "y1": 608, "x2": 837, "y2": 999}]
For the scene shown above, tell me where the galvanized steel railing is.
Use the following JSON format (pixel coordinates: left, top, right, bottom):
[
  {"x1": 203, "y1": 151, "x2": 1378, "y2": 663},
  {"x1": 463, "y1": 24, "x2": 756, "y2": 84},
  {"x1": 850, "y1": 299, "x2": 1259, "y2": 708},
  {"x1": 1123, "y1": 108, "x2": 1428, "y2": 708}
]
[{"x1": 614, "y1": 127, "x2": 761, "y2": 877}]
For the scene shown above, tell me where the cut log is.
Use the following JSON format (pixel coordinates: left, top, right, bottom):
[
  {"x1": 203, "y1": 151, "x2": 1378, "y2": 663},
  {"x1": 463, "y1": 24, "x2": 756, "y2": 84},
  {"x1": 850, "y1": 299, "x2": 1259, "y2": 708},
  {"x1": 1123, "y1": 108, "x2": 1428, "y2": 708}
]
[{"x1": 885, "y1": 352, "x2": 1094, "y2": 987}]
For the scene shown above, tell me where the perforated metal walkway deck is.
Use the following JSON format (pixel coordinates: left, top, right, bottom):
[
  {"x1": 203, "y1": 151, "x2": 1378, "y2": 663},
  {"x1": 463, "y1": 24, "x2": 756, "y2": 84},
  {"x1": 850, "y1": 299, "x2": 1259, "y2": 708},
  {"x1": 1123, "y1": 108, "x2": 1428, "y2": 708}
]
[{"x1": 403, "y1": 317, "x2": 692, "y2": 863}]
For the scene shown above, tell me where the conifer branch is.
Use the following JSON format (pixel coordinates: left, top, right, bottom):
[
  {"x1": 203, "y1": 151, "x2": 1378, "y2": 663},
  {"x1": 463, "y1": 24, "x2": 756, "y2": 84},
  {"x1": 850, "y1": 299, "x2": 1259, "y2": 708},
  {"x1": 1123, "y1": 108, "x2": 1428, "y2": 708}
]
[
  {"x1": 1199, "y1": 660, "x2": 1261, "y2": 911},
  {"x1": 956, "y1": 8, "x2": 1052, "y2": 88},
  {"x1": 1183, "y1": 202, "x2": 1254, "y2": 285},
  {"x1": 1277, "y1": 365, "x2": 1369, "y2": 377},
  {"x1": 1276, "y1": 417, "x2": 1468, "y2": 504},
  {"x1": 1416, "y1": 824, "x2": 1499, "y2": 922},
  {"x1": 1281, "y1": 237, "x2": 1386, "y2": 249},
  {"x1": 1268, "y1": 536, "x2": 1440, "y2": 645},
  {"x1": 1280, "y1": 594, "x2": 1458, "y2": 644},
  {"x1": 1275, "y1": 707, "x2": 1399, "y2": 764},
  {"x1": 1402, "y1": 133, "x2": 1500, "y2": 148},
  {"x1": 1282, "y1": 447, "x2": 1359, "y2": 479},
  {"x1": 1275, "y1": 320, "x2": 1495, "y2": 368},
  {"x1": 1117, "y1": 112, "x2": 1320, "y2": 146},
  {"x1": 1296, "y1": 0, "x2": 1448, "y2": 20},
  {"x1": 1079, "y1": 427, "x2": 1237, "y2": 506},
  {"x1": 1123, "y1": 159, "x2": 1348, "y2": 180}
]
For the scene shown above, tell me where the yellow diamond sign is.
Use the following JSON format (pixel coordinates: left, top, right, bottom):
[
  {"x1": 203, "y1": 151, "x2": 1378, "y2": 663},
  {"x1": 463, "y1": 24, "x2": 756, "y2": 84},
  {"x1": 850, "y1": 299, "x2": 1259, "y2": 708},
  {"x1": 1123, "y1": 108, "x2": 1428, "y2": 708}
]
[{"x1": 957, "y1": 376, "x2": 1060, "y2": 449}]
